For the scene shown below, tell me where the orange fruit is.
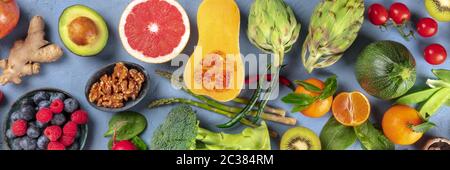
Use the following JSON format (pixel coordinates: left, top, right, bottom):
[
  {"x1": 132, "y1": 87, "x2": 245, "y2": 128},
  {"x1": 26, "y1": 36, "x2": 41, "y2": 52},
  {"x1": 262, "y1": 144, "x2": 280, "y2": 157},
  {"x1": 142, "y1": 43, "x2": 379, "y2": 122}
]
[
  {"x1": 331, "y1": 91, "x2": 370, "y2": 126},
  {"x1": 295, "y1": 78, "x2": 332, "y2": 118},
  {"x1": 382, "y1": 105, "x2": 423, "y2": 145}
]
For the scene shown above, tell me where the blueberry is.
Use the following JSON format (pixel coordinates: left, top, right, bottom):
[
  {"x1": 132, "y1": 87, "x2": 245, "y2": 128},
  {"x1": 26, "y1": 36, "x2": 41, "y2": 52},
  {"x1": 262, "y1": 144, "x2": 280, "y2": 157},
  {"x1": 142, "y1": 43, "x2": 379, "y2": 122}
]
[
  {"x1": 11, "y1": 138, "x2": 22, "y2": 150},
  {"x1": 6, "y1": 129, "x2": 16, "y2": 139},
  {"x1": 51, "y1": 114, "x2": 66, "y2": 126},
  {"x1": 19, "y1": 105, "x2": 35, "y2": 121},
  {"x1": 20, "y1": 136, "x2": 37, "y2": 150},
  {"x1": 67, "y1": 142, "x2": 79, "y2": 150},
  {"x1": 10, "y1": 111, "x2": 21, "y2": 121},
  {"x1": 33, "y1": 91, "x2": 49, "y2": 105},
  {"x1": 50, "y1": 92, "x2": 66, "y2": 102},
  {"x1": 36, "y1": 121, "x2": 48, "y2": 129},
  {"x1": 64, "y1": 98, "x2": 79, "y2": 113},
  {"x1": 20, "y1": 98, "x2": 35, "y2": 108},
  {"x1": 37, "y1": 135, "x2": 49, "y2": 150},
  {"x1": 27, "y1": 125, "x2": 40, "y2": 138},
  {"x1": 37, "y1": 100, "x2": 51, "y2": 110}
]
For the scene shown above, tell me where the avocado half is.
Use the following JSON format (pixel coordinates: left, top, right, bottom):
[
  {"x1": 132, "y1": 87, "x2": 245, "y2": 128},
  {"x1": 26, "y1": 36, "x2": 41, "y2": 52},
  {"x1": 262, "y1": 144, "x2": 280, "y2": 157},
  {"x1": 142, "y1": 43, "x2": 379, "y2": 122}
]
[{"x1": 59, "y1": 5, "x2": 108, "y2": 56}]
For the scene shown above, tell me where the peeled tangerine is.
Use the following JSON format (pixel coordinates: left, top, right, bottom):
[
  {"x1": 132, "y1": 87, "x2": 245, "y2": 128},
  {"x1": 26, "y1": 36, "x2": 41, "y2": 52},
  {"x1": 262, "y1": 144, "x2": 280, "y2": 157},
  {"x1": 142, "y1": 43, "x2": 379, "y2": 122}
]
[{"x1": 183, "y1": 0, "x2": 244, "y2": 102}]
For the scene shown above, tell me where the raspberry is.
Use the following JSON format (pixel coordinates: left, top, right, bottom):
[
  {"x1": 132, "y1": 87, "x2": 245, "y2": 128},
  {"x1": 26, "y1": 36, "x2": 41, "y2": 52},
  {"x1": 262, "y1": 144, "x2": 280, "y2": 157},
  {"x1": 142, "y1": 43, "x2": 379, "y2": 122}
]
[
  {"x1": 60, "y1": 135, "x2": 75, "y2": 146},
  {"x1": 12, "y1": 119, "x2": 27, "y2": 137},
  {"x1": 36, "y1": 108, "x2": 53, "y2": 123},
  {"x1": 44, "y1": 125, "x2": 62, "y2": 142},
  {"x1": 71, "y1": 110, "x2": 88, "y2": 124},
  {"x1": 0, "y1": 90, "x2": 4, "y2": 104},
  {"x1": 50, "y1": 99, "x2": 64, "y2": 114},
  {"x1": 47, "y1": 141, "x2": 65, "y2": 150},
  {"x1": 63, "y1": 121, "x2": 78, "y2": 137}
]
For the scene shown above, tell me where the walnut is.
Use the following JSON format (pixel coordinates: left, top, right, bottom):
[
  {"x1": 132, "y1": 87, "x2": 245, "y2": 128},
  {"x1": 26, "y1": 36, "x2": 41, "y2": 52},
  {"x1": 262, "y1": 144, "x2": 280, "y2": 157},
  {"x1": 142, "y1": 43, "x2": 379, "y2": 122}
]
[{"x1": 88, "y1": 62, "x2": 145, "y2": 108}]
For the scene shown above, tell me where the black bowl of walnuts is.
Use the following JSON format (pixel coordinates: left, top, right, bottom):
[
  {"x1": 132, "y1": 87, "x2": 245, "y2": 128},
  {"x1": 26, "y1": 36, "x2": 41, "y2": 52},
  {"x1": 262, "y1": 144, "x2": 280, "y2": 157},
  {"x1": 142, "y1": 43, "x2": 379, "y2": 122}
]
[{"x1": 1, "y1": 88, "x2": 89, "y2": 150}]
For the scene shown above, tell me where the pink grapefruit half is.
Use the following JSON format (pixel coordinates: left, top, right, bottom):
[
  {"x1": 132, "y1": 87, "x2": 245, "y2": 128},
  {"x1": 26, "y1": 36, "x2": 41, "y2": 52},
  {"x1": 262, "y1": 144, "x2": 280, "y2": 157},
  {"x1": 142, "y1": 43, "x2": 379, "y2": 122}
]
[{"x1": 119, "y1": 0, "x2": 190, "y2": 63}]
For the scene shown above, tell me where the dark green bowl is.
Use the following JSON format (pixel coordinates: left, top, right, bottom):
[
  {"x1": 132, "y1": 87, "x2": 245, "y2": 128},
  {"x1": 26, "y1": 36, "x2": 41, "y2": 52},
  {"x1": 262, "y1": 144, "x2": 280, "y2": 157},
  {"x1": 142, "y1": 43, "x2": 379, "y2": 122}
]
[{"x1": 1, "y1": 88, "x2": 88, "y2": 150}]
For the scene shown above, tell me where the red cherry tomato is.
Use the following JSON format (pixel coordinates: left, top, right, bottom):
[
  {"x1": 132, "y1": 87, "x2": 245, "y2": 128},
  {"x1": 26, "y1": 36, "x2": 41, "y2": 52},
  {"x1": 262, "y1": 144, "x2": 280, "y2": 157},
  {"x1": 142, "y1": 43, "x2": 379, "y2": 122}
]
[
  {"x1": 368, "y1": 3, "x2": 389, "y2": 25},
  {"x1": 0, "y1": 0, "x2": 20, "y2": 39},
  {"x1": 389, "y1": 3, "x2": 410, "y2": 25},
  {"x1": 424, "y1": 44, "x2": 447, "y2": 65},
  {"x1": 416, "y1": 18, "x2": 438, "y2": 38}
]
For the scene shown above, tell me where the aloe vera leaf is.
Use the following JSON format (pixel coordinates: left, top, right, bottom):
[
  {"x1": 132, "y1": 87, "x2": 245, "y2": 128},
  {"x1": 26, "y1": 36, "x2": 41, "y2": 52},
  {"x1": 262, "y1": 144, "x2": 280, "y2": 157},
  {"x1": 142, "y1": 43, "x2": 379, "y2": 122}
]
[
  {"x1": 419, "y1": 88, "x2": 450, "y2": 120},
  {"x1": 396, "y1": 88, "x2": 441, "y2": 105}
]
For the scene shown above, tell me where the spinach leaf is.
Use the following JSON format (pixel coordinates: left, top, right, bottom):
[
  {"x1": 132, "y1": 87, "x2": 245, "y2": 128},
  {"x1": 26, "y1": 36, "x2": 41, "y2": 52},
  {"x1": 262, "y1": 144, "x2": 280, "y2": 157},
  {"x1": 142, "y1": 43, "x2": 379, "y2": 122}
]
[
  {"x1": 320, "y1": 117, "x2": 357, "y2": 150},
  {"x1": 354, "y1": 121, "x2": 394, "y2": 150},
  {"x1": 432, "y1": 69, "x2": 450, "y2": 83},
  {"x1": 104, "y1": 111, "x2": 147, "y2": 140},
  {"x1": 108, "y1": 136, "x2": 148, "y2": 150},
  {"x1": 294, "y1": 80, "x2": 322, "y2": 93},
  {"x1": 319, "y1": 75, "x2": 337, "y2": 100}
]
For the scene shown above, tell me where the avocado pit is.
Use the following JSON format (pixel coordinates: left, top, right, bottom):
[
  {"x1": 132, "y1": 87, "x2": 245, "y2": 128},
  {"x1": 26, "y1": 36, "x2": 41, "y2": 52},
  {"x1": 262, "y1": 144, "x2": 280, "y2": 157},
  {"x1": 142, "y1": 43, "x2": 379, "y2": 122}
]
[{"x1": 68, "y1": 16, "x2": 98, "y2": 46}]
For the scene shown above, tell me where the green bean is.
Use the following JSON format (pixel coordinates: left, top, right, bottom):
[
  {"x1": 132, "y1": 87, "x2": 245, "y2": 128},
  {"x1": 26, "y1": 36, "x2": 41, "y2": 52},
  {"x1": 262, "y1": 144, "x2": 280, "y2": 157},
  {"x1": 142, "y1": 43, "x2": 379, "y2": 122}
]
[
  {"x1": 419, "y1": 88, "x2": 450, "y2": 120},
  {"x1": 427, "y1": 79, "x2": 450, "y2": 88},
  {"x1": 432, "y1": 69, "x2": 450, "y2": 83},
  {"x1": 396, "y1": 88, "x2": 441, "y2": 105}
]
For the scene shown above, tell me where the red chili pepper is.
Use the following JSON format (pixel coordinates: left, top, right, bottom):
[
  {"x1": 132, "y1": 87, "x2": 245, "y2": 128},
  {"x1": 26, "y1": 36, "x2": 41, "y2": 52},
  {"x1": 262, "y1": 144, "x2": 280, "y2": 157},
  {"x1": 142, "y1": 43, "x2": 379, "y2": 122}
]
[{"x1": 245, "y1": 74, "x2": 296, "y2": 91}]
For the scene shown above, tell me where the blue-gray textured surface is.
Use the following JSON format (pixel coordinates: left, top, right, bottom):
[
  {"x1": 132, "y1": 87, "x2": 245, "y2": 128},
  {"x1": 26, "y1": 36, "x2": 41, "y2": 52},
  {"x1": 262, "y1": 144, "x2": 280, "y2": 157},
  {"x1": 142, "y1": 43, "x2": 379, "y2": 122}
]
[{"x1": 0, "y1": 0, "x2": 449, "y2": 150}]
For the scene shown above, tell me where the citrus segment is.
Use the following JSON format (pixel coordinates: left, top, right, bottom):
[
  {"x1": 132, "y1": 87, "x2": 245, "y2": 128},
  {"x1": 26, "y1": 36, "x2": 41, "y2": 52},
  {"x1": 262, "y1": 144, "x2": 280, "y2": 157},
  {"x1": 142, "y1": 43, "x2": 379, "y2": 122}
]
[{"x1": 332, "y1": 91, "x2": 370, "y2": 126}]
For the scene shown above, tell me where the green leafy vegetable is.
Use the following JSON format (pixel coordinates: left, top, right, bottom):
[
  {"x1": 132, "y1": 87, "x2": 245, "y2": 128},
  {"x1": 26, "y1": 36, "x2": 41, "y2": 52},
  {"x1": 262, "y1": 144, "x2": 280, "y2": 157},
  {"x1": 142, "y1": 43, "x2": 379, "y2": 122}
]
[
  {"x1": 151, "y1": 105, "x2": 271, "y2": 150},
  {"x1": 104, "y1": 111, "x2": 147, "y2": 140},
  {"x1": 432, "y1": 69, "x2": 450, "y2": 83},
  {"x1": 354, "y1": 122, "x2": 394, "y2": 150},
  {"x1": 411, "y1": 122, "x2": 436, "y2": 133},
  {"x1": 294, "y1": 80, "x2": 322, "y2": 92},
  {"x1": 419, "y1": 88, "x2": 450, "y2": 120},
  {"x1": 427, "y1": 79, "x2": 450, "y2": 88},
  {"x1": 396, "y1": 88, "x2": 441, "y2": 105},
  {"x1": 320, "y1": 117, "x2": 357, "y2": 150}
]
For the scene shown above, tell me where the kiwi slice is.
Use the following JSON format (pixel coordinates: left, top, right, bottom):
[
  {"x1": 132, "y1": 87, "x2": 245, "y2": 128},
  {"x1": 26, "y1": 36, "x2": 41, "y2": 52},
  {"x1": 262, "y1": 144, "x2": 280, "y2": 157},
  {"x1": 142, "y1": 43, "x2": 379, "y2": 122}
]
[
  {"x1": 425, "y1": 0, "x2": 450, "y2": 22},
  {"x1": 280, "y1": 127, "x2": 321, "y2": 150}
]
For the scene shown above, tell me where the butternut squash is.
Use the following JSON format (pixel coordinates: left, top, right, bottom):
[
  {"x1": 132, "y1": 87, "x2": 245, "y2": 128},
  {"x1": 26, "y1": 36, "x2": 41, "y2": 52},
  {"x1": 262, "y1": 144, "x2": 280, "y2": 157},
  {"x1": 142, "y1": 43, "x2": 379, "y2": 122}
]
[{"x1": 183, "y1": 0, "x2": 243, "y2": 102}]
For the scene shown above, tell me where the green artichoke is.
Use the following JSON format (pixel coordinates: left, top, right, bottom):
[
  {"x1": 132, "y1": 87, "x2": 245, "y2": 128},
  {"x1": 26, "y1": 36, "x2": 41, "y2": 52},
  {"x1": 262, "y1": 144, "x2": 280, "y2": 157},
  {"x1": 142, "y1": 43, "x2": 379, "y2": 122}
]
[
  {"x1": 302, "y1": 0, "x2": 364, "y2": 73},
  {"x1": 247, "y1": 0, "x2": 300, "y2": 66}
]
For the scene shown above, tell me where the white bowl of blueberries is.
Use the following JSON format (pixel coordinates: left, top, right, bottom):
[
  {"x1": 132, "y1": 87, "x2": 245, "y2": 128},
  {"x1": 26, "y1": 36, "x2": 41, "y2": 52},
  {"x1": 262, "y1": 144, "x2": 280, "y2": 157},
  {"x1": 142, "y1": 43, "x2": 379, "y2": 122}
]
[{"x1": 1, "y1": 88, "x2": 89, "y2": 150}]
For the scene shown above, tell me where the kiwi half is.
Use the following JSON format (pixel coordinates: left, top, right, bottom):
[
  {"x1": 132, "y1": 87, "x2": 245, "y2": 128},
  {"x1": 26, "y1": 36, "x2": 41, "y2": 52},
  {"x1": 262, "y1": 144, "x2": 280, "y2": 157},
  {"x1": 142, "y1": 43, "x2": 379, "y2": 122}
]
[
  {"x1": 280, "y1": 127, "x2": 321, "y2": 150},
  {"x1": 425, "y1": 0, "x2": 450, "y2": 22}
]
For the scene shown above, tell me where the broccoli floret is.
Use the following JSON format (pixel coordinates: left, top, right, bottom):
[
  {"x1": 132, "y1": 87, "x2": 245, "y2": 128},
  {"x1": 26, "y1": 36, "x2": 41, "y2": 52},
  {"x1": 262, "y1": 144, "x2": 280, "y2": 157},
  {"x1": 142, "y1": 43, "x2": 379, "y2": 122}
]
[{"x1": 151, "y1": 105, "x2": 271, "y2": 150}]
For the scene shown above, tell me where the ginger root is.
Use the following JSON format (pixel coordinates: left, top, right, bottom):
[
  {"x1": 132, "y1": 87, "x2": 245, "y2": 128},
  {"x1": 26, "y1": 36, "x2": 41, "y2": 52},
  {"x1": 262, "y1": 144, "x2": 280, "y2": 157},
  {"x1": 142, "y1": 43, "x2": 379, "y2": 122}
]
[{"x1": 0, "y1": 16, "x2": 63, "y2": 85}]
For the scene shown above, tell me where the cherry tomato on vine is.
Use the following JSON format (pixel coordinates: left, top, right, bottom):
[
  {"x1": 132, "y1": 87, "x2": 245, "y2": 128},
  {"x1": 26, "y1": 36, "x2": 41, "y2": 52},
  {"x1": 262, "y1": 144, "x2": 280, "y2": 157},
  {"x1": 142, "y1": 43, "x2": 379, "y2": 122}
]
[
  {"x1": 416, "y1": 18, "x2": 438, "y2": 38},
  {"x1": 389, "y1": 3, "x2": 411, "y2": 25},
  {"x1": 424, "y1": 44, "x2": 447, "y2": 65},
  {"x1": 368, "y1": 3, "x2": 389, "y2": 25}
]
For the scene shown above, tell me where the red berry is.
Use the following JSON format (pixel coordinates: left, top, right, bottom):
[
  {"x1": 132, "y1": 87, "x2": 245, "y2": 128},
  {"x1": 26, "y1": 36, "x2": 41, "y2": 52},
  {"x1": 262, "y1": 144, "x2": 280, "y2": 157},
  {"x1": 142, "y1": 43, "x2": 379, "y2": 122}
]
[
  {"x1": 11, "y1": 119, "x2": 27, "y2": 137},
  {"x1": 36, "y1": 108, "x2": 53, "y2": 123},
  {"x1": 112, "y1": 140, "x2": 137, "y2": 150},
  {"x1": 60, "y1": 135, "x2": 75, "y2": 146},
  {"x1": 44, "y1": 125, "x2": 62, "y2": 142},
  {"x1": 71, "y1": 110, "x2": 88, "y2": 125},
  {"x1": 416, "y1": 18, "x2": 438, "y2": 38},
  {"x1": 50, "y1": 99, "x2": 64, "y2": 114},
  {"x1": 47, "y1": 142, "x2": 65, "y2": 150},
  {"x1": 63, "y1": 121, "x2": 78, "y2": 137}
]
